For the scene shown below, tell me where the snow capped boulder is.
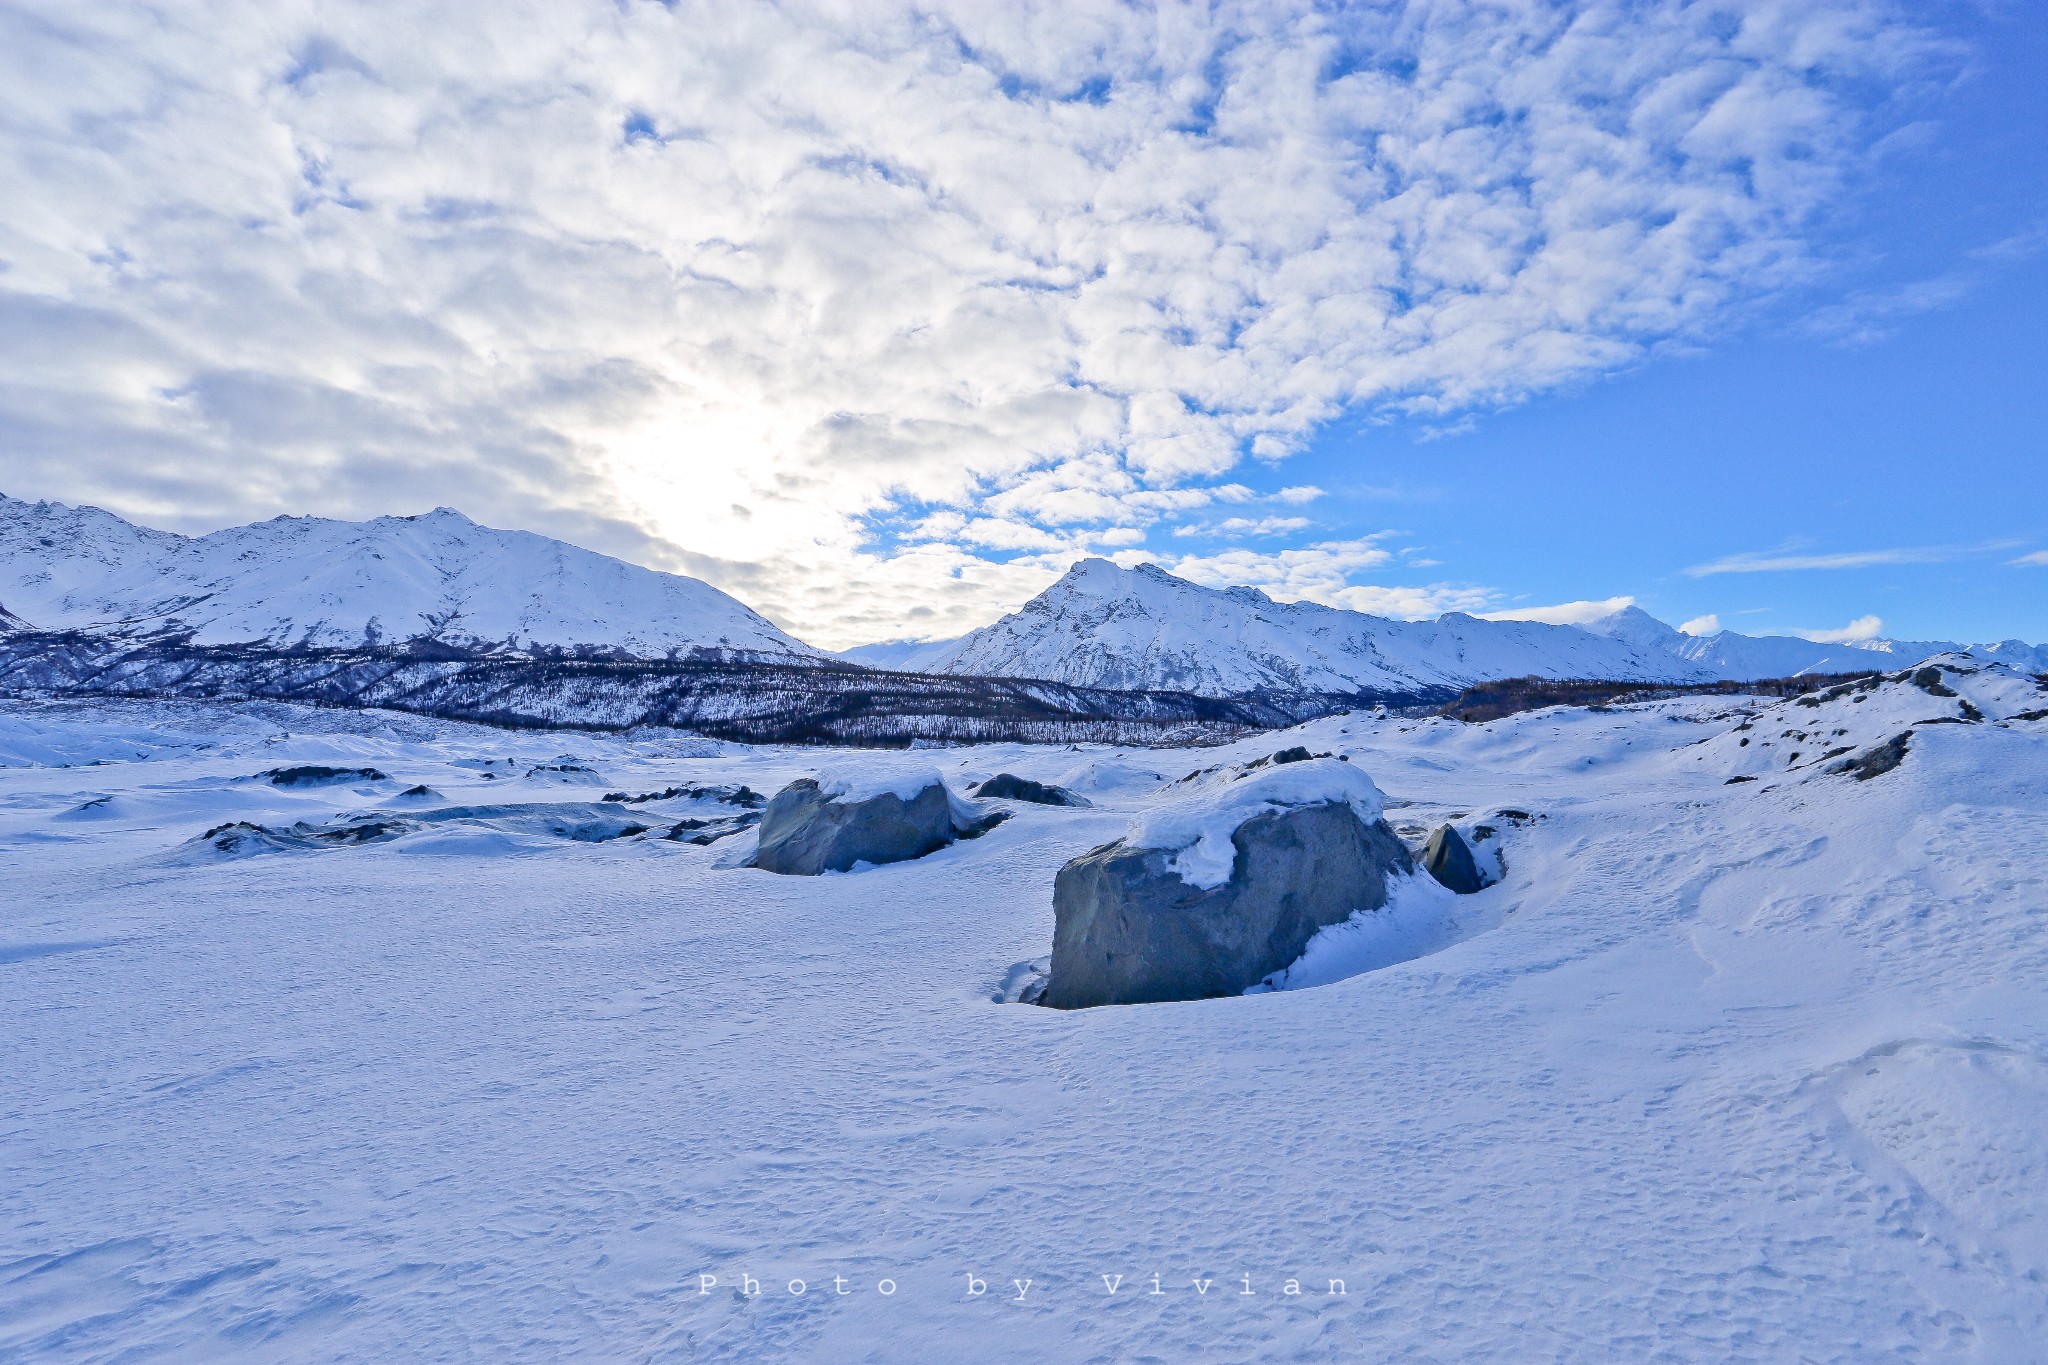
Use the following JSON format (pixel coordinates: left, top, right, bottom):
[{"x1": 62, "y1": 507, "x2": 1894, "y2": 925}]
[
  {"x1": 751, "y1": 770, "x2": 1006, "y2": 875},
  {"x1": 970, "y1": 773, "x2": 1090, "y2": 807},
  {"x1": 1422, "y1": 824, "x2": 1490, "y2": 894},
  {"x1": 1042, "y1": 758, "x2": 1414, "y2": 1008}
]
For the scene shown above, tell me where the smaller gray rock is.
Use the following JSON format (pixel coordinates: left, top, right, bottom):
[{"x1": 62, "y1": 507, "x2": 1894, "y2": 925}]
[
  {"x1": 1422, "y1": 824, "x2": 1488, "y2": 894},
  {"x1": 972, "y1": 774, "x2": 1090, "y2": 807},
  {"x1": 752, "y1": 777, "x2": 1004, "y2": 875}
]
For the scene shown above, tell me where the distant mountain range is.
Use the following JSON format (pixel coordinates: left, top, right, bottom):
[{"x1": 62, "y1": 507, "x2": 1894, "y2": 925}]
[
  {"x1": 5, "y1": 495, "x2": 2044, "y2": 714},
  {"x1": 1573, "y1": 603, "x2": 2048, "y2": 680},
  {"x1": 843, "y1": 558, "x2": 2048, "y2": 694},
  {"x1": 845, "y1": 559, "x2": 1706, "y2": 694}
]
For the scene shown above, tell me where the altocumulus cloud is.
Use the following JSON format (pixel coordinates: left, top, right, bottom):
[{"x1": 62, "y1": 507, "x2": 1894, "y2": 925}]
[{"x1": 0, "y1": 0, "x2": 1938, "y2": 646}]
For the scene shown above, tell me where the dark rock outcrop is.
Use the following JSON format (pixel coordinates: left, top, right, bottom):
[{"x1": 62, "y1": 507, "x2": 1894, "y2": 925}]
[
  {"x1": 1909, "y1": 666, "x2": 1958, "y2": 698},
  {"x1": 263, "y1": 765, "x2": 389, "y2": 787},
  {"x1": 1042, "y1": 801, "x2": 1413, "y2": 1009},
  {"x1": 751, "y1": 777, "x2": 1005, "y2": 875},
  {"x1": 1422, "y1": 824, "x2": 1489, "y2": 894},
  {"x1": 605, "y1": 782, "x2": 766, "y2": 807},
  {"x1": 971, "y1": 774, "x2": 1090, "y2": 807},
  {"x1": 1827, "y1": 731, "x2": 1911, "y2": 781},
  {"x1": 665, "y1": 811, "x2": 762, "y2": 845},
  {"x1": 182, "y1": 801, "x2": 655, "y2": 859}
]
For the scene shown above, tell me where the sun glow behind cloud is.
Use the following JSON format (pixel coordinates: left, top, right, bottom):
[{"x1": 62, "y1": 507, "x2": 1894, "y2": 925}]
[{"x1": 0, "y1": 0, "x2": 1942, "y2": 646}]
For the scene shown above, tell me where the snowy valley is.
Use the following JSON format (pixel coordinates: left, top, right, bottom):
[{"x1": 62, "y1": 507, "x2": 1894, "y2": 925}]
[{"x1": 5, "y1": 653, "x2": 2048, "y2": 1359}]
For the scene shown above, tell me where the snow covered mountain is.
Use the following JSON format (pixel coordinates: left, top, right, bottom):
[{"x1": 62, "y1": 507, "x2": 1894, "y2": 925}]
[
  {"x1": 0, "y1": 494, "x2": 823, "y2": 661},
  {"x1": 835, "y1": 637, "x2": 960, "y2": 672},
  {"x1": 7, "y1": 494, "x2": 2040, "y2": 697},
  {"x1": 902, "y1": 559, "x2": 1717, "y2": 697},
  {"x1": 1579, "y1": 604, "x2": 2048, "y2": 679},
  {"x1": 871, "y1": 561, "x2": 2048, "y2": 698}
]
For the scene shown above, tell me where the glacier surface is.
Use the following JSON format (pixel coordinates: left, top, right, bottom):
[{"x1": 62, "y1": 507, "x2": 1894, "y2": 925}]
[{"x1": 5, "y1": 658, "x2": 2048, "y2": 1359}]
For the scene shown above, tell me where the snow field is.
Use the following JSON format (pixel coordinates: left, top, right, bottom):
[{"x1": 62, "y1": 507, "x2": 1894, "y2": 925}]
[{"x1": 4, "y1": 666, "x2": 2046, "y2": 1360}]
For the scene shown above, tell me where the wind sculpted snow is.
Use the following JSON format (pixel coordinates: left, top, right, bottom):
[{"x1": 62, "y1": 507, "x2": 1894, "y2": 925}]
[{"x1": 4, "y1": 660, "x2": 2047, "y2": 1359}]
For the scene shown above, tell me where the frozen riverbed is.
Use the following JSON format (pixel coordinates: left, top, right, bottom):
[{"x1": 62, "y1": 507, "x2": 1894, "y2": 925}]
[{"x1": 4, "y1": 667, "x2": 2047, "y2": 1361}]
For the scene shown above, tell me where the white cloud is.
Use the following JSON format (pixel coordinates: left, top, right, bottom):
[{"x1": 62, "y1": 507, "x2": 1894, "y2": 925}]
[
  {"x1": 1480, "y1": 596, "x2": 1635, "y2": 626},
  {"x1": 1679, "y1": 613, "x2": 1722, "y2": 636},
  {"x1": 1138, "y1": 537, "x2": 1489, "y2": 620},
  {"x1": 1685, "y1": 547, "x2": 1942, "y2": 576},
  {"x1": 1325, "y1": 583, "x2": 1495, "y2": 620},
  {"x1": 1792, "y1": 614, "x2": 1885, "y2": 643},
  {"x1": 1172, "y1": 516, "x2": 1312, "y2": 539},
  {"x1": 1153, "y1": 538, "x2": 1397, "y2": 600},
  {"x1": 2012, "y1": 551, "x2": 2048, "y2": 567},
  {"x1": 1801, "y1": 272, "x2": 1977, "y2": 346},
  {"x1": 0, "y1": 0, "x2": 1943, "y2": 645},
  {"x1": 1805, "y1": 220, "x2": 2048, "y2": 344}
]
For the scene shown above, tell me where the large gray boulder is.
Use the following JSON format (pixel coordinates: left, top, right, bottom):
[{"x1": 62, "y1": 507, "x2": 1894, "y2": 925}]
[
  {"x1": 751, "y1": 774, "x2": 1003, "y2": 875},
  {"x1": 1043, "y1": 761, "x2": 1413, "y2": 1008}
]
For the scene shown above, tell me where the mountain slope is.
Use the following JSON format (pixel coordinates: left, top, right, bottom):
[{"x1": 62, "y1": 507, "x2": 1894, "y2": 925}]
[
  {"x1": 916, "y1": 559, "x2": 1715, "y2": 697},
  {"x1": 0, "y1": 495, "x2": 823, "y2": 661},
  {"x1": 835, "y1": 637, "x2": 962, "y2": 671}
]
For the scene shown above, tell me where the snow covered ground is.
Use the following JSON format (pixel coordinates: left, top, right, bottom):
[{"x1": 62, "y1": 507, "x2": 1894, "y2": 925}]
[{"x1": 5, "y1": 662, "x2": 2047, "y2": 1361}]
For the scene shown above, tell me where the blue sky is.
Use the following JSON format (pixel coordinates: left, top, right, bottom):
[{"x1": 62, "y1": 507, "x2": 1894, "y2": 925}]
[
  {"x1": 0, "y1": 1, "x2": 2040, "y2": 648},
  {"x1": 1235, "y1": 0, "x2": 2048, "y2": 646}
]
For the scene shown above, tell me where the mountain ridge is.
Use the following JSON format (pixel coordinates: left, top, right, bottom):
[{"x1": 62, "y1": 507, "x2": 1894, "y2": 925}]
[
  {"x1": 0, "y1": 493, "x2": 821, "y2": 662},
  {"x1": 6, "y1": 496, "x2": 2043, "y2": 703},
  {"x1": 878, "y1": 558, "x2": 2048, "y2": 697},
  {"x1": 895, "y1": 559, "x2": 1715, "y2": 697}
]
